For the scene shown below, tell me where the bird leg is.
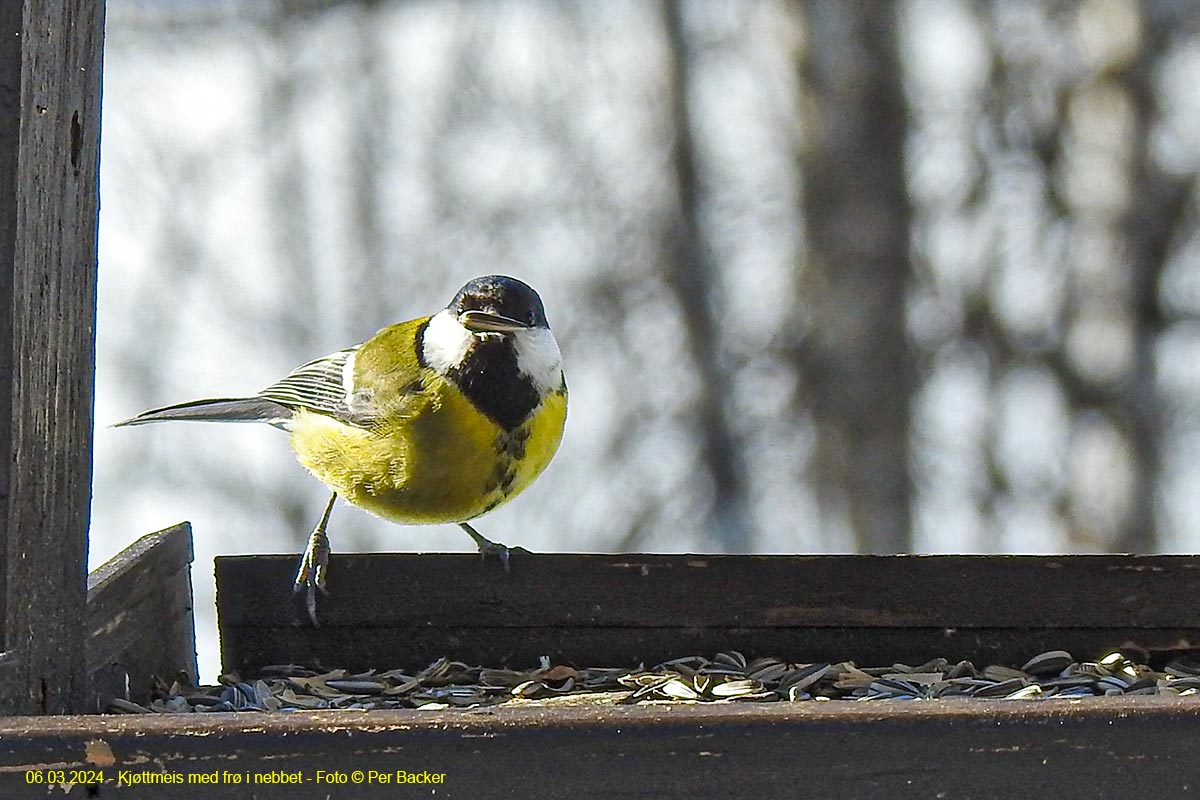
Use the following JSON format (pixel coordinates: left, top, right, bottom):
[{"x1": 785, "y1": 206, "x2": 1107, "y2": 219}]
[
  {"x1": 458, "y1": 522, "x2": 529, "y2": 572},
  {"x1": 293, "y1": 491, "x2": 338, "y2": 626}
]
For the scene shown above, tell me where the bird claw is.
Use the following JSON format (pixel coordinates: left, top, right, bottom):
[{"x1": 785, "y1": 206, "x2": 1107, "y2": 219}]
[
  {"x1": 293, "y1": 527, "x2": 331, "y2": 626},
  {"x1": 478, "y1": 540, "x2": 512, "y2": 572},
  {"x1": 459, "y1": 523, "x2": 528, "y2": 573}
]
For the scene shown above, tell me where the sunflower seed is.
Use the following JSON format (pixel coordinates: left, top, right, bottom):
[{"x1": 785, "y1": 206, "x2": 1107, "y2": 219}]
[
  {"x1": 662, "y1": 679, "x2": 700, "y2": 700},
  {"x1": 982, "y1": 665, "x2": 1028, "y2": 682},
  {"x1": 973, "y1": 678, "x2": 1027, "y2": 698},
  {"x1": 779, "y1": 663, "x2": 829, "y2": 694},
  {"x1": 1005, "y1": 684, "x2": 1043, "y2": 699},
  {"x1": 944, "y1": 660, "x2": 975, "y2": 678},
  {"x1": 324, "y1": 679, "x2": 386, "y2": 695},
  {"x1": 713, "y1": 651, "x2": 747, "y2": 670},
  {"x1": 710, "y1": 679, "x2": 760, "y2": 698},
  {"x1": 127, "y1": 645, "x2": 1200, "y2": 712},
  {"x1": 749, "y1": 662, "x2": 788, "y2": 683},
  {"x1": 1021, "y1": 650, "x2": 1073, "y2": 676},
  {"x1": 883, "y1": 672, "x2": 944, "y2": 686}
]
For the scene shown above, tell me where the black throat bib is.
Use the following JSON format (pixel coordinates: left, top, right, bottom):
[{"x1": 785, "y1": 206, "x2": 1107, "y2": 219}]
[{"x1": 415, "y1": 323, "x2": 540, "y2": 431}]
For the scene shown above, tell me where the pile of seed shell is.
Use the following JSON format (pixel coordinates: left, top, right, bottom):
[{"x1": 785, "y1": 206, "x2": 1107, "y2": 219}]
[{"x1": 108, "y1": 650, "x2": 1200, "y2": 714}]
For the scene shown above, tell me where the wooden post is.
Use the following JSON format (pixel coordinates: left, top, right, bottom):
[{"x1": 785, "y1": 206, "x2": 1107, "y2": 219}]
[{"x1": 0, "y1": 0, "x2": 106, "y2": 715}]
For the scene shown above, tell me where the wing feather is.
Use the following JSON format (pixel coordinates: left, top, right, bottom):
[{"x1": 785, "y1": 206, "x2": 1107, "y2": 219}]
[
  {"x1": 113, "y1": 397, "x2": 294, "y2": 427},
  {"x1": 257, "y1": 346, "x2": 377, "y2": 426},
  {"x1": 258, "y1": 320, "x2": 432, "y2": 430}
]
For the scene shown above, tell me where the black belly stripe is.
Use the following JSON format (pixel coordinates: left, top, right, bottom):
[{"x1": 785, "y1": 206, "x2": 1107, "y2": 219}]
[
  {"x1": 485, "y1": 424, "x2": 531, "y2": 496},
  {"x1": 495, "y1": 427, "x2": 529, "y2": 460},
  {"x1": 448, "y1": 337, "x2": 541, "y2": 431}
]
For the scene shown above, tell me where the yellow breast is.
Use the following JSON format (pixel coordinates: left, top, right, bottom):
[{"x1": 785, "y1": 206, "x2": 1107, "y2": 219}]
[{"x1": 287, "y1": 375, "x2": 566, "y2": 525}]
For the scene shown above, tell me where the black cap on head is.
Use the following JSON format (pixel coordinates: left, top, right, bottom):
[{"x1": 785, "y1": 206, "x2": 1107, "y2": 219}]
[{"x1": 449, "y1": 275, "x2": 549, "y2": 329}]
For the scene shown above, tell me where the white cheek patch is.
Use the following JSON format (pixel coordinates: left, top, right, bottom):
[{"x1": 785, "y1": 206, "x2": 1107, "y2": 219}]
[
  {"x1": 421, "y1": 309, "x2": 475, "y2": 375},
  {"x1": 514, "y1": 327, "x2": 564, "y2": 395}
]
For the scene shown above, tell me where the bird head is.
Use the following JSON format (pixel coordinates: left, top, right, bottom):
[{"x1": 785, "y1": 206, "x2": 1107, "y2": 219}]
[
  {"x1": 451, "y1": 275, "x2": 549, "y2": 334},
  {"x1": 422, "y1": 276, "x2": 563, "y2": 398}
]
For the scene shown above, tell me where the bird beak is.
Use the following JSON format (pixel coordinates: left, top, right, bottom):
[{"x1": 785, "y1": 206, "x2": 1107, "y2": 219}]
[{"x1": 459, "y1": 310, "x2": 530, "y2": 333}]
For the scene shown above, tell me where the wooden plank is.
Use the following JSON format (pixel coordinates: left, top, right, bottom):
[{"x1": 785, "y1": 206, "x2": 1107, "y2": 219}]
[
  {"x1": 85, "y1": 524, "x2": 197, "y2": 712},
  {"x1": 0, "y1": 0, "x2": 20, "y2": 647},
  {"x1": 218, "y1": 554, "x2": 1200, "y2": 674},
  {"x1": 0, "y1": 0, "x2": 107, "y2": 715},
  {"x1": 0, "y1": 652, "x2": 19, "y2": 693},
  {"x1": 0, "y1": 698, "x2": 1198, "y2": 798}
]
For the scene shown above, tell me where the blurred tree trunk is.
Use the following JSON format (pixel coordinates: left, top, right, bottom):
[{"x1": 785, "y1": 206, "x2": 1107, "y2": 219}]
[
  {"x1": 259, "y1": 2, "x2": 324, "y2": 537},
  {"x1": 347, "y1": 0, "x2": 391, "y2": 335},
  {"x1": 796, "y1": 0, "x2": 913, "y2": 553},
  {"x1": 1113, "y1": 3, "x2": 1192, "y2": 553},
  {"x1": 660, "y1": 0, "x2": 753, "y2": 553},
  {"x1": 262, "y1": 4, "x2": 319, "y2": 348}
]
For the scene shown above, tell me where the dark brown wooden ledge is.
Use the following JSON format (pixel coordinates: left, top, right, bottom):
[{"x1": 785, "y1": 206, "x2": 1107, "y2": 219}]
[
  {"x1": 218, "y1": 552, "x2": 1200, "y2": 674},
  {"x1": 0, "y1": 697, "x2": 1198, "y2": 799}
]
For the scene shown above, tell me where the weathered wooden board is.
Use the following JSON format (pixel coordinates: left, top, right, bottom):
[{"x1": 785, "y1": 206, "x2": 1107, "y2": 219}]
[
  {"x1": 0, "y1": 0, "x2": 107, "y2": 715},
  {"x1": 85, "y1": 524, "x2": 197, "y2": 712},
  {"x1": 0, "y1": 0, "x2": 18, "y2": 653},
  {"x1": 218, "y1": 553, "x2": 1200, "y2": 674},
  {"x1": 0, "y1": 697, "x2": 1198, "y2": 799}
]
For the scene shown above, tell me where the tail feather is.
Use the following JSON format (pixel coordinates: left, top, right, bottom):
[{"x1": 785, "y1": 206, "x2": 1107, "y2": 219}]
[{"x1": 113, "y1": 397, "x2": 294, "y2": 428}]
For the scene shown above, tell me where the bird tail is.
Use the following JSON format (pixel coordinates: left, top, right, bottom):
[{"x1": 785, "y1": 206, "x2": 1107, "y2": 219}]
[{"x1": 112, "y1": 397, "x2": 294, "y2": 428}]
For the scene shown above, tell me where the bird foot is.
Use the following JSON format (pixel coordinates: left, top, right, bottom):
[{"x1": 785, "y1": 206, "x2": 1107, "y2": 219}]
[
  {"x1": 458, "y1": 523, "x2": 528, "y2": 573},
  {"x1": 292, "y1": 527, "x2": 330, "y2": 626}
]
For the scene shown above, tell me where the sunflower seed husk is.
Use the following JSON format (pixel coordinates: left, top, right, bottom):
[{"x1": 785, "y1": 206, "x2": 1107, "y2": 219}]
[
  {"x1": 713, "y1": 651, "x2": 747, "y2": 670},
  {"x1": 710, "y1": 679, "x2": 760, "y2": 698},
  {"x1": 108, "y1": 698, "x2": 152, "y2": 714},
  {"x1": 982, "y1": 665, "x2": 1028, "y2": 682},
  {"x1": 1021, "y1": 650, "x2": 1074, "y2": 676},
  {"x1": 973, "y1": 678, "x2": 1027, "y2": 698},
  {"x1": 661, "y1": 679, "x2": 701, "y2": 700},
  {"x1": 126, "y1": 646, "x2": 1200, "y2": 713},
  {"x1": 325, "y1": 679, "x2": 386, "y2": 695},
  {"x1": 779, "y1": 663, "x2": 829, "y2": 694}
]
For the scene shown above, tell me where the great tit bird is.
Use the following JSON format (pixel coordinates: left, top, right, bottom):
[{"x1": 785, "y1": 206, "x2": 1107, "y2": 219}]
[{"x1": 116, "y1": 275, "x2": 567, "y2": 623}]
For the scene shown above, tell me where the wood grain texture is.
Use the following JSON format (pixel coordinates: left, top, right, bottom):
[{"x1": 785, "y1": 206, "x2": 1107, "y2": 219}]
[
  {"x1": 0, "y1": 0, "x2": 106, "y2": 715},
  {"x1": 0, "y1": 698, "x2": 1198, "y2": 799},
  {"x1": 218, "y1": 553, "x2": 1200, "y2": 674},
  {"x1": 85, "y1": 524, "x2": 197, "y2": 712},
  {"x1": 0, "y1": 0, "x2": 24, "y2": 659}
]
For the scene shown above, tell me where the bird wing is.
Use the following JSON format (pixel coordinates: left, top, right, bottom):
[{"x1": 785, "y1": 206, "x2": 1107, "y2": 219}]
[
  {"x1": 116, "y1": 324, "x2": 435, "y2": 432},
  {"x1": 257, "y1": 346, "x2": 377, "y2": 427},
  {"x1": 260, "y1": 317, "x2": 436, "y2": 430}
]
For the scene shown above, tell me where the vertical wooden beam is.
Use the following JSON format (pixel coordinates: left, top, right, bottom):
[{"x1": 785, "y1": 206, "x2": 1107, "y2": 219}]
[
  {"x1": 0, "y1": 4, "x2": 22, "y2": 644},
  {"x1": 0, "y1": 0, "x2": 106, "y2": 715}
]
